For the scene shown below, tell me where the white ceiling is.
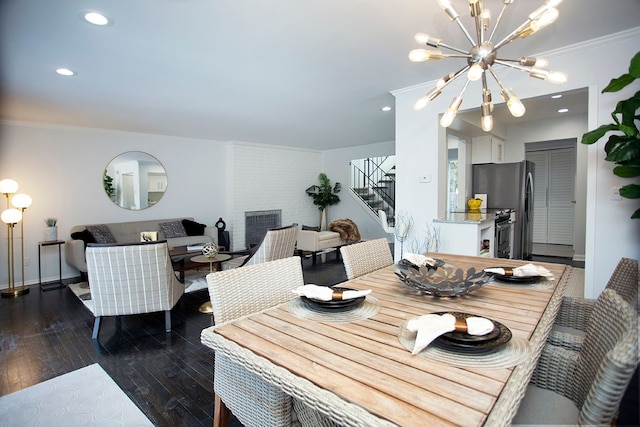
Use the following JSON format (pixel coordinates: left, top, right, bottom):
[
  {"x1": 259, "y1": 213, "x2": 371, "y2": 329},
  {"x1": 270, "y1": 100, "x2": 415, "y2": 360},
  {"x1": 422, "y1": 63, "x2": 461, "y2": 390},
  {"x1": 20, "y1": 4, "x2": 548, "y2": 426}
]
[{"x1": 1, "y1": 0, "x2": 639, "y2": 150}]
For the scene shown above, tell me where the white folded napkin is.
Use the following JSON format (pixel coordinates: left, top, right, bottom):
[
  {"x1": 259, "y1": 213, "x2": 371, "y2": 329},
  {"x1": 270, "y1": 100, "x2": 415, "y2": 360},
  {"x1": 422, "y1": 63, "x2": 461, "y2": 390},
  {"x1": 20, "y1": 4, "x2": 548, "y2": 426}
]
[
  {"x1": 292, "y1": 284, "x2": 371, "y2": 301},
  {"x1": 406, "y1": 313, "x2": 495, "y2": 355},
  {"x1": 403, "y1": 253, "x2": 437, "y2": 267},
  {"x1": 484, "y1": 263, "x2": 554, "y2": 279}
]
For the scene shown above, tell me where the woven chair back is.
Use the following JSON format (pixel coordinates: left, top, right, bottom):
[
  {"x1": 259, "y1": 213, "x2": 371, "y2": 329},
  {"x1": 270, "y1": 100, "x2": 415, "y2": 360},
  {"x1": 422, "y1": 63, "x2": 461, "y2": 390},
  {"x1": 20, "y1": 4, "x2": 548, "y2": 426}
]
[
  {"x1": 605, "y1": 257, "x2": 638, "y2": 306},
  {"x1": 575, "y1": 289, "x2": 637, "y2": 409},
  {"x1": 340, "y1": 238, "x2": 393, "y2": 280}
]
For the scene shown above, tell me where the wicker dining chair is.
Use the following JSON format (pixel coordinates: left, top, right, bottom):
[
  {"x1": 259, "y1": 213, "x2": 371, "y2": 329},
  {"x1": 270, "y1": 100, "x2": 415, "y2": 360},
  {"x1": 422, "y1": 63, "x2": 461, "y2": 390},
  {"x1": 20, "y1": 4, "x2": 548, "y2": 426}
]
[
  {"x1": 206, "y1": 256, "x2": 337, "y2": 427},
  {"x1": 549, "y1": 257, "x2": 638, "y2": 351},
  {"x1": 86, "y1": 240, "x2": 184, "y2": 340},
  {"x1": 339, "y1": 238, "x2": 393, "y2": 280},
  {"x1": 512, "y1": 289, "x2": 638, "y2": 426},
  {"x1": 221, "y1": 224, "x2": 299, "y2": 270}
]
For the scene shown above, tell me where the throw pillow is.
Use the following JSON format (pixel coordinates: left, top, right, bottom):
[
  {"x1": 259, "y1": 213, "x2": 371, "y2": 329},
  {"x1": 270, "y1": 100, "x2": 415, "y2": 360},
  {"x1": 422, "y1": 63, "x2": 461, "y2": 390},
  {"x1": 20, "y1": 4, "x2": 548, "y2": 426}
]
[
  {"x1": 159, "y1": 221, "x2": 187, "y2": 238},
  {"x1": 71, "y1": 229, "x2": 96, "y2": 245},
  {"x1": 182, "y1": 219, "x2": 206, "y2": 236},
  {"x1": 86, "y1": 224, "x2": 117, "y2": 244},
  {"x1": 302, "y1": 225, "x2": 320, "y2": 232}
]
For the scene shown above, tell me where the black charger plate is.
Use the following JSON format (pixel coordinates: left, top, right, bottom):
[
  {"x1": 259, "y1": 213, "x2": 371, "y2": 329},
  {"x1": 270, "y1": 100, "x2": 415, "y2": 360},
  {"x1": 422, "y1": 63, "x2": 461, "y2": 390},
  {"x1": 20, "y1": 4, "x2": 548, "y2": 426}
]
[{"x1": 300, "y1": 287, "x2": 366, "y2": 311}]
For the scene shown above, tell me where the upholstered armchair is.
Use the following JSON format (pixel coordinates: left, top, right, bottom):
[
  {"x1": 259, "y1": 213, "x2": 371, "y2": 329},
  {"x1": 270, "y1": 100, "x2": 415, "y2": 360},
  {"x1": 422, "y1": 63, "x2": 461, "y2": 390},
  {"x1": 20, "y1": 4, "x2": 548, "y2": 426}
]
[{"x1": 85, "y1": 240, "x2": 184, "y2": 340}]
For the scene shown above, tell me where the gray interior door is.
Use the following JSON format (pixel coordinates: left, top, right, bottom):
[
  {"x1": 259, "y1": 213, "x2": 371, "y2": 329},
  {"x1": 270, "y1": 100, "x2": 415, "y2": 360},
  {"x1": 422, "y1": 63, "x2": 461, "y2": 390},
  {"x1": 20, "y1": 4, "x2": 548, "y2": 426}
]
[{"x1": 526, "y1": 146, "x2": 575, "y2": 245}]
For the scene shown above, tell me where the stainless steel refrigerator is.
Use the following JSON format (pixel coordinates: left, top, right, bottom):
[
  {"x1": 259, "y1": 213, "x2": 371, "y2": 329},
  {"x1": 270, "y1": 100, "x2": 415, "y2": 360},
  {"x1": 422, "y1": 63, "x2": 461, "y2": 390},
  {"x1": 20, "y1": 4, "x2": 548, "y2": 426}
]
[{"x1": 472, "y1": 161, "x2": 535, "y2": 260}]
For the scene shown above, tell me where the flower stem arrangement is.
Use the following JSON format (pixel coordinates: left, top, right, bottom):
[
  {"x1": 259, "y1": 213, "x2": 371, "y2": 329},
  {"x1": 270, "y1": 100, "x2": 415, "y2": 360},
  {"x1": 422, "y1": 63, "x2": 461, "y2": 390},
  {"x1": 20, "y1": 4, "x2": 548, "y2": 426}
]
[
  {"x1": 44, "y1": 217, "x2": 57, "y2": 227},
  {"x1": 581, "y1": 51, "x2": 640, "y2": 219}
]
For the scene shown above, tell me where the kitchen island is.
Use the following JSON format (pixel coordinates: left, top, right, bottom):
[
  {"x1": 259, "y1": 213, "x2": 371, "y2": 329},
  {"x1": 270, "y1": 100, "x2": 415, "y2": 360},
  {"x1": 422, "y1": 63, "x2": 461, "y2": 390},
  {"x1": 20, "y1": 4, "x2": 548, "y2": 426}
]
[{"x1": 434, "y1": 210, "x2": 500, "y2": 257}]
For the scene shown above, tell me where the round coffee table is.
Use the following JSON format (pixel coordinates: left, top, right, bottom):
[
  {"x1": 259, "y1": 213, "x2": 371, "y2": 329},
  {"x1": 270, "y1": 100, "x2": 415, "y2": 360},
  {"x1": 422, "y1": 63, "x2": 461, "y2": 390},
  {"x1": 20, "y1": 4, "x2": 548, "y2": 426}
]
[{"x1": 190, "y1": 253, "x2": 232, "y2": 314}]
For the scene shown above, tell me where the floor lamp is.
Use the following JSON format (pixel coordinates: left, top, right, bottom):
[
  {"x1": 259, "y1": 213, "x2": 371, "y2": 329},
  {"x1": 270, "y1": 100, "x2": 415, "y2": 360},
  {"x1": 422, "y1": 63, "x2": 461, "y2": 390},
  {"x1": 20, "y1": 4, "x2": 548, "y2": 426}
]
[{"x1": 0, "y1": 179, "x2": 30, "y2": 298}]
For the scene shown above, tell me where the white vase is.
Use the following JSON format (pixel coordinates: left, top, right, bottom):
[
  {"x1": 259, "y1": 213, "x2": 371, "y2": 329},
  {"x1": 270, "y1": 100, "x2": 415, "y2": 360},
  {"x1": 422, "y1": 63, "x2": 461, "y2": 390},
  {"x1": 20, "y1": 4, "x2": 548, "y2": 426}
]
[
  {"x1": 320, "y1": 208, "x2": 328, "y2": 231},
  {"x1": 44, "y1": 226, "x2": 58, "y2": 242}
]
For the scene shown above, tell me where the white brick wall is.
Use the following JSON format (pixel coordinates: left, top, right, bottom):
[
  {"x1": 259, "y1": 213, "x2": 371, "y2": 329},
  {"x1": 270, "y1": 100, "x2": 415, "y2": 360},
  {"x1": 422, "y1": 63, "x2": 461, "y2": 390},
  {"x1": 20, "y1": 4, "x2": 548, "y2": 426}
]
[{"x1": 227, "y1": 142, "x2": 322, "y2": 250}]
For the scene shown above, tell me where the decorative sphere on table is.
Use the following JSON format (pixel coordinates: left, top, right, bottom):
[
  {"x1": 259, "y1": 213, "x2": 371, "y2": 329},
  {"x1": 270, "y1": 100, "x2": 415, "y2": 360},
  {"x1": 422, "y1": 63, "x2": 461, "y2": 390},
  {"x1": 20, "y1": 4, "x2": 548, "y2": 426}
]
[{"x1": 202, "y1": 242, "x2": 219, "y2": 258}]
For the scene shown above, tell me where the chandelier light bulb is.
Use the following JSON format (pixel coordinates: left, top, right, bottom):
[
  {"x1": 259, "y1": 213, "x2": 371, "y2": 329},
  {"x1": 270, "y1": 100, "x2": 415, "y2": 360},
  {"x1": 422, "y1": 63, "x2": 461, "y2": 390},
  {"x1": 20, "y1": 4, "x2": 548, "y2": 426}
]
[
  {"x1": 414, "y1": 97, "x2": 430, "y2": 111},
  {"x1": 414, "y1": 33, "x2": 431, "y2": 45},
  {"x1": 531, "y1": 8, "x2": 559, "y2": 30},
  {"x1": 481, "y1": 9, "x2": 491, "y2": 30},
  {"x1": 481, "y1": 108, "x2": 494, "y2": 132},
  {"x1": 546, "y1": 70, "x2": 568, "y2": 84},
  {"x1": 534, "y1": 57, "x2": 548, "y2": 67},
  {"x1": 501, "y1": 87, "x2": 526, "y2": 117},
  {"x1": 467, "y1": 63, "x2": 484, "y2": 81},
  {"x1": 409, "y1": 49, "x2": 443, "y2": 62},
  {"x1": 440, "y1": 96, "x2": 463, "y2": 128}
]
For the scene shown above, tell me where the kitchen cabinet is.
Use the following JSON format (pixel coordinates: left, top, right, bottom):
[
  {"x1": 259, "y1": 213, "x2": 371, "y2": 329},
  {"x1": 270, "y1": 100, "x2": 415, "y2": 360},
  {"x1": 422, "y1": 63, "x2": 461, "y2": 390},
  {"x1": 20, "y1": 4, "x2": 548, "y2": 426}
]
[
  {"x1": 472, "y1": 135, "x2": 504, "y2": 164},
  {"x1": 148, "y1": 173, "x2": 167, "y2": 192},
  {"x1": 434, "y1": 213, "x2": 495, "y2": 257}
]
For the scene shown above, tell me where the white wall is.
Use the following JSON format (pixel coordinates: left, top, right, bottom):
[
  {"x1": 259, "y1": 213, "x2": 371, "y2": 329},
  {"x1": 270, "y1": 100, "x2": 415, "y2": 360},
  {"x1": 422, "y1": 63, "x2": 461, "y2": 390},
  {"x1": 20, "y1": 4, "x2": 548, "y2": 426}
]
[
  {"x1": 227, "y1": 141, "x2": 322, "y2": 250},
  {"x1": 393, "y1": 28, "x2": 640, "y2": 298}
]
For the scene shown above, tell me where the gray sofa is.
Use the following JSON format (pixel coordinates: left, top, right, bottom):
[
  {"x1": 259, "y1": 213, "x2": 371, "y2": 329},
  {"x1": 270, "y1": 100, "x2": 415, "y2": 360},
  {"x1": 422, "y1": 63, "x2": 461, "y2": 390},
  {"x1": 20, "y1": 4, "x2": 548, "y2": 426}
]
[{"x1": 65, "y1": 217, "x2": 217, "y2": 274}]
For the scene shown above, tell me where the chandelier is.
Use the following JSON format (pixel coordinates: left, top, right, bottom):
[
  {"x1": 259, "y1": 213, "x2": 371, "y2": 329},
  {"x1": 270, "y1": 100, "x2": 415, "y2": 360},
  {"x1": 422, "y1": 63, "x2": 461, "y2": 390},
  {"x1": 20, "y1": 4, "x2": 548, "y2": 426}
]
[{"x1": 410, "y1": 0, "x2": 567, "y2": 131}]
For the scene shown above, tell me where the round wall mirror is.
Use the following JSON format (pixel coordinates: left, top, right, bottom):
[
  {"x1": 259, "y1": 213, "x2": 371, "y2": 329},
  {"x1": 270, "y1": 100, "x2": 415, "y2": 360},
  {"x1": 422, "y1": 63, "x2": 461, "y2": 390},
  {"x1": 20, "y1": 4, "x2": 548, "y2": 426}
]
[{"x1": 104, "y1": 151, "x2": 167, "y2": 210}]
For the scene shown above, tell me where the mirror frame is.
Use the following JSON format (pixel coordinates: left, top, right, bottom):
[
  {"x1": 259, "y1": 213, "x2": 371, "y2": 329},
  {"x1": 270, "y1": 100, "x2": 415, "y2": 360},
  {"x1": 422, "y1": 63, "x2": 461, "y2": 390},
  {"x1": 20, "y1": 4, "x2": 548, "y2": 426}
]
[{"x1": 104, "y1": 151, "x2": 167, "y2": 210}]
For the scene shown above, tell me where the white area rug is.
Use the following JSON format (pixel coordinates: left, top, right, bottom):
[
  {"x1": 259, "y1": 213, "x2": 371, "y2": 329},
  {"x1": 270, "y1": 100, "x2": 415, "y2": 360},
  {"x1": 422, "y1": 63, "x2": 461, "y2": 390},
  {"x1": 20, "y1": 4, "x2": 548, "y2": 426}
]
[{"x1": 0, "y1": 364, "x2": 153, "y2": 427}]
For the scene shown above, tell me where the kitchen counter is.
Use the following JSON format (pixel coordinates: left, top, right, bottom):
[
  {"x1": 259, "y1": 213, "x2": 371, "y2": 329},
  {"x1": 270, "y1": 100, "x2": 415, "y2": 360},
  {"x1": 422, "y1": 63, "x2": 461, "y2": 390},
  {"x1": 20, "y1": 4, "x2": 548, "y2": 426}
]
[{"x1": 434, "y1": 209, "x2": 500, "y2": 224}]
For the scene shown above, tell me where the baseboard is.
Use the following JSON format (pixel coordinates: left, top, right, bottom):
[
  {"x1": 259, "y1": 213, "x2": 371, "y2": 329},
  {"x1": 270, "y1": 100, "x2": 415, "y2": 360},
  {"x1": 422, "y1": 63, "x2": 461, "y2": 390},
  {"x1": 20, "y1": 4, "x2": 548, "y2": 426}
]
[{"x1": 572, "y1": 254, "x2": 585, "y2": 262}]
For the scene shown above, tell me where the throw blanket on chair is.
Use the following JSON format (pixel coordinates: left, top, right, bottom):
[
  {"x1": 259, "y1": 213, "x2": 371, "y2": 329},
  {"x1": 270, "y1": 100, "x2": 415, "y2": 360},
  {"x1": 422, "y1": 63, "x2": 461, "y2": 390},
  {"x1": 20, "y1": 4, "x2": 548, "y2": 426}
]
[{"x1": 329, "y1": 219, "x2": 361, "y2": 243}]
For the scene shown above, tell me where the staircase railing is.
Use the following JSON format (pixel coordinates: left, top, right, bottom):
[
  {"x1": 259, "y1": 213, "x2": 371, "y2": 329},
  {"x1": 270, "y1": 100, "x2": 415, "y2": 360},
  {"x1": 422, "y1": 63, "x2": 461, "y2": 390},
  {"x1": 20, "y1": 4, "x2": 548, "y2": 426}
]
[{"x1": 349, "y1": 156, "x2": 395, "y2": 222}]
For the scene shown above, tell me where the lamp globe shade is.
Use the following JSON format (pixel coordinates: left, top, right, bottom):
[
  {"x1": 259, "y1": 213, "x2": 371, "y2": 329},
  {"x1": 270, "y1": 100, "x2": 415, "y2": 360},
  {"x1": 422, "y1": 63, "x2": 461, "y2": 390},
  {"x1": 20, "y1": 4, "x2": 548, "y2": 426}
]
[
  {"x1": 0, "y1": 179, "x2": 19, "y2": 195},
  {"x1": 1, "y1": 208, "x2": 22, "y2": 225},
  {"x1": 11, "y1": 193, "x2": 32, "y2": 209}
]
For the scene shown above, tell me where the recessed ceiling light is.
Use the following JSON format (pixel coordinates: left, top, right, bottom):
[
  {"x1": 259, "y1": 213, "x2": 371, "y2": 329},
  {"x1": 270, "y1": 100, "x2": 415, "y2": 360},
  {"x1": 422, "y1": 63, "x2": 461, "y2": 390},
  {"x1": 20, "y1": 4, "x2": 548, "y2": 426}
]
[
  {"x1": 551, "y1": 94, "x2": 562, "y2": 99},
  {"x1": 558, "y1": 108, "x2": 569, "y2": 113},
  {"x1": 381, "y1": 106, "x2": 392, "y2": 112},
  {"x1": 82, "y1": 11, "x2": 113, "y2": 26},
  {"x1": 56, "y1": 68, "x2": 77, "y2": 76}
]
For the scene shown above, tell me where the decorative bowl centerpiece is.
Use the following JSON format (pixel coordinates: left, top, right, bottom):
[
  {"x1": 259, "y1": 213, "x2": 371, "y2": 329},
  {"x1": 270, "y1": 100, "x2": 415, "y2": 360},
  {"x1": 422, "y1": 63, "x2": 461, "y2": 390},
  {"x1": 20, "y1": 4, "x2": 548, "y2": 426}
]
[
  {"x1": 392, "y1": 259, "x2": 491, "y2": 297},
  {"x1": 202, "y1": 242, "x2": 219, "y2": 258}
]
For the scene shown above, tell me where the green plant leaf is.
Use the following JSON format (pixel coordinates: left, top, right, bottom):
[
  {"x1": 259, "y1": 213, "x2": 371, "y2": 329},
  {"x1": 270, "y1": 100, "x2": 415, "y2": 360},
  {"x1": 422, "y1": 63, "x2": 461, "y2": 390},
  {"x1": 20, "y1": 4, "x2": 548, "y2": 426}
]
[
  {"x1": 629, "y1": 51, "x2": 640, "y2": 78},
  {"x1": 613, "y1": 165, "x2": 640, "y2": 178},
  {"x1": 604, "y1": 135, "x2": 637, "y2": 162},
  {"x1": 581, "y1": 124, "x2": 618, "y2": 145},
  {"x1": 631, "y1": 208, "x2": 640, "y2": 219},
  {"x1": 619, "y1": 184, "x2": 640, "y2": 199},
  {"x1": 603, "y1": 74, "x2": 635, "y2": 93}
]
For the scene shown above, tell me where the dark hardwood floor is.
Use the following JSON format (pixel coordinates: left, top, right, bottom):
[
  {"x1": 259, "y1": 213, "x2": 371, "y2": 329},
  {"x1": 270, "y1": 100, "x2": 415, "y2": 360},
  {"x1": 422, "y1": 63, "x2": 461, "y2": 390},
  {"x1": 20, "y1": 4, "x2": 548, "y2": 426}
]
[{"x1": 0, "y1": 254, "x2": 347, "y2": 427}]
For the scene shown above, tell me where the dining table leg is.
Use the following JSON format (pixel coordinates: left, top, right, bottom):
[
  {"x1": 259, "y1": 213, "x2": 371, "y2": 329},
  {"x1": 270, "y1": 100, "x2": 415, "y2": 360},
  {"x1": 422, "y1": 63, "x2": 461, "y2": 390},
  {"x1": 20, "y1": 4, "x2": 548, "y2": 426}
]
[{"x1": 214, "y1": 393, "x2": 229, "y2": 427}]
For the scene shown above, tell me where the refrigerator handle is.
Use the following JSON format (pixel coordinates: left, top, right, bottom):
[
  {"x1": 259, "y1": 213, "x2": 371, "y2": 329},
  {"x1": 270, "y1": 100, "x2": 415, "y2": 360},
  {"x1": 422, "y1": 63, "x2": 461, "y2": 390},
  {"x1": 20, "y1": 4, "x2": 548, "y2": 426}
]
[{"x1": 525, "y1": 172, "x2": 534, "y2": 221}]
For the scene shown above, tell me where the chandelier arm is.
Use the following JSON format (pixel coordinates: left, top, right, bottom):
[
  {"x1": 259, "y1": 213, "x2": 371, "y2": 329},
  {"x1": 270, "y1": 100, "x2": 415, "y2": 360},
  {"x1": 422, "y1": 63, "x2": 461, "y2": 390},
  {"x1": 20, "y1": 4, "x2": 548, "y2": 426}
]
[
  {"x1": 492, "y1": 20, "x2": 531, "y2": 51},
  {"x1": 494, "y1": 59, "x2": 533, "y2": 74},
  {"x1": 438, "y1": 42, "x2": 472, "y2": 55},
  {"x1": 437, "y1": 65, "x2": 472, "y2": 92},
  {"x1": 451, "y1": 16, "x2": 476, "y2": 47},
  {"x1": 486, "y1": 65, "x2": 506, "y2": 91},
  {"x1": 488, "y1": 2, "x2": 511, "y2": 43}
]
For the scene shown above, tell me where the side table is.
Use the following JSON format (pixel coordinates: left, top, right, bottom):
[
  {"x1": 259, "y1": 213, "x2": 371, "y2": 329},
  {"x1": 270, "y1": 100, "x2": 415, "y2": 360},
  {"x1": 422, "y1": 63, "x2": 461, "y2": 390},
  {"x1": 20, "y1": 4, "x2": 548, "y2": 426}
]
[
  {"x1": 39, "y1": 240, "x2": 65, "y2": 291},
  {"x1": 190, "y1": 254, "x2": 232, "y2": 315}
]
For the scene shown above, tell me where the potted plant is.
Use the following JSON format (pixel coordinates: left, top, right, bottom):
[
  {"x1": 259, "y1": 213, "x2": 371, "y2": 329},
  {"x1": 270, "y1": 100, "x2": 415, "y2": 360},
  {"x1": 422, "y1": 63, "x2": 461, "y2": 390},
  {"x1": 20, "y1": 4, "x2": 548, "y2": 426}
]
[
  {"x1": 103, "y1": 170, "x2": 115, "y2": 200},
  {"x1": 44, "y1": 217, "x2": 58, "y2": 241},
  {"x1": 581, "y1": 51, "x2": 640, "y2": 219},
  {"x1": 305, "y1": 173, "x2": 341, "y2": 229}
]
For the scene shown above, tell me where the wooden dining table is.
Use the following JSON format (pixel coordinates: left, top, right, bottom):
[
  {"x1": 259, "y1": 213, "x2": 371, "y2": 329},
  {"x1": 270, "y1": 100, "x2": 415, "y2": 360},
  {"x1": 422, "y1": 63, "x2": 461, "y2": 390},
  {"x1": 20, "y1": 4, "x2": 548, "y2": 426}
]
[{"x1": 201, "y1": 254, "x2": 571, "y2": 427}]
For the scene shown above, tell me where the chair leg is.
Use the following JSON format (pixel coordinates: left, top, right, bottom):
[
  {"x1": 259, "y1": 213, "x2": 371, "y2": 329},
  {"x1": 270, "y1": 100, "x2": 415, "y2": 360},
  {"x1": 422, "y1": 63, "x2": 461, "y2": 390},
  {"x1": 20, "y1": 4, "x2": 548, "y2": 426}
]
[
  {"x1": 165, "y1": 310, "x2": 172, "y2": 332},
  {"x1": 92, "y1": 316, "x2": 101, "y2": 340},
  {"x1": 214, "y1": 393, "x2": 229, "y2": 427}
]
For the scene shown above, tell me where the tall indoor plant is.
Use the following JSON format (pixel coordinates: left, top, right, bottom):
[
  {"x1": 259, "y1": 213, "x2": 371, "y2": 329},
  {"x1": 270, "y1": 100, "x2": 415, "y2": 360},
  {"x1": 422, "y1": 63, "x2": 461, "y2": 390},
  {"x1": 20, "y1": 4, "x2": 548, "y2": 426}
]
[
  {"x1": 305, "y1": 172, "x2": 341, "y2": 229},
  {"x1": 581, "y1": 51, "x2": 640, "y2": 219}
]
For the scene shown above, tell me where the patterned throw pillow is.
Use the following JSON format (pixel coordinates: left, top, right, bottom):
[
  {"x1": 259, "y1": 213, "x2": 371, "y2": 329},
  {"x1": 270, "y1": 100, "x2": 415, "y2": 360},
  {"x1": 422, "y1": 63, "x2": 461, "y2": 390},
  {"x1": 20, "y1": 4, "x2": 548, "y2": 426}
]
[
  {"x1": 86, "y1": 224, "x2": 117, "y2": 244},
  {"x1": 159, "y1": 221, "x2": 187, "y2": 238}
]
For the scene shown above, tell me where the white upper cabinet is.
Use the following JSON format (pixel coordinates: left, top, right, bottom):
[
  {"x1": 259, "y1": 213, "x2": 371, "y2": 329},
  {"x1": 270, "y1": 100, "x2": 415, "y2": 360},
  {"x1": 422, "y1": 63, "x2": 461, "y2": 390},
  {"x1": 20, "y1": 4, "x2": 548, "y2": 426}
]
[{"x1": 472, "y1": 136, "x2": 504, "y2": 164}]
